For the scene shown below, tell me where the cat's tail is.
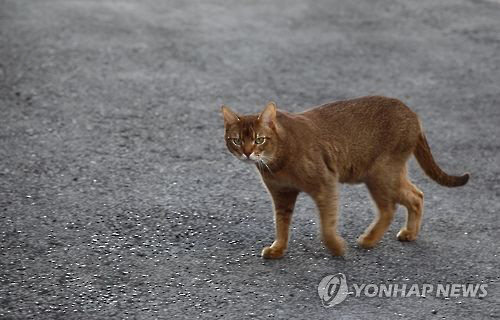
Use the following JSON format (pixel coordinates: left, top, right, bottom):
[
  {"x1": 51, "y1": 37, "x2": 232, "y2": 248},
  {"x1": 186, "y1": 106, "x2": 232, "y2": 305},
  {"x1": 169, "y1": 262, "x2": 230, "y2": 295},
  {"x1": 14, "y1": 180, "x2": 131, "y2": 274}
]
[{"x1": 413, "y1": 133, "x2": 470, "y2": 187}]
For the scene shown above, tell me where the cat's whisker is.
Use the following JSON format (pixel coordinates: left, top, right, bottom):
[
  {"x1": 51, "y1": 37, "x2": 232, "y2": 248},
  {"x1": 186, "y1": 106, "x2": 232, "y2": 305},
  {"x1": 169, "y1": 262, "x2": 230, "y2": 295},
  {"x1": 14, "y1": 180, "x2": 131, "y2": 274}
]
[
  {"x1": 262, "y1": 154, "x2": 273, "y2": 164},
  {"x1": 256, "y1": 160, "x2": 263, "y2": 171},
  {"x1": 260, "y1": 158, "x2": 273, "y2": 175}
]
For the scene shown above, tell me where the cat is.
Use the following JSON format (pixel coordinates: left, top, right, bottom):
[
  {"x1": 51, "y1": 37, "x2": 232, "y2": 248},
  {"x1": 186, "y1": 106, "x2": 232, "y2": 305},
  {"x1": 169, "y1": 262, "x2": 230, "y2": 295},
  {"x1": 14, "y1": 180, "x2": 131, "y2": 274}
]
[{"x1": 221, "y1": 96, "x2": 469, "y2": 259}]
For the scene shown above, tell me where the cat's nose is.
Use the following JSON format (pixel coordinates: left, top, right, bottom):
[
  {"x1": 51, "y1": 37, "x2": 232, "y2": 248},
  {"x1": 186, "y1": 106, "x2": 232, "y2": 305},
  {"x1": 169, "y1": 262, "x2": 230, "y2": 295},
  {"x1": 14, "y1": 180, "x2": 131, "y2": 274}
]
[{"x1": 243, "y1": 151, "x2": 252, "y2": 158}]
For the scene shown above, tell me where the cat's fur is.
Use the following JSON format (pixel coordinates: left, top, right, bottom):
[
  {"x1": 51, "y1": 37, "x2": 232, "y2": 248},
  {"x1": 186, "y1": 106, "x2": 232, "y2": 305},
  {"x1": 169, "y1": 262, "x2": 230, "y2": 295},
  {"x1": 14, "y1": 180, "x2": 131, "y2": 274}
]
[{"x1": 221, "y1": 96, "x2": 469, "y2": 258}]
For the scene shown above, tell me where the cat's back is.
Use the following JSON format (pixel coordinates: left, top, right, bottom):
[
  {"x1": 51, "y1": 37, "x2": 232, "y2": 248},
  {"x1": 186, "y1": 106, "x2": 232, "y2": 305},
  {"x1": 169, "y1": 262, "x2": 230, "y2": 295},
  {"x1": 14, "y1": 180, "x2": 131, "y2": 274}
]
[
  {"x1": 302, "y1": 96, "x2": 419, "y2": 135},
  {"x1": 299, "y1": 96, "x2": 422, "y2": 172},
  {"x1": 304, "y1": 96, "x2": 414, "y2": 120}
]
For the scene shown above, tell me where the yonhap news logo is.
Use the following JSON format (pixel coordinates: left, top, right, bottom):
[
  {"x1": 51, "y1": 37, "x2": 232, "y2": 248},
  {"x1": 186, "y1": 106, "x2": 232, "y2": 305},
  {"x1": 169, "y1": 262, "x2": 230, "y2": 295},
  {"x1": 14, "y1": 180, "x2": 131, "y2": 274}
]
[
  {"x1": 318, "y1": 274, "x2": 488, "y2": 307},
  {"x1": 317, "y1": 273, "x2": 349, "y2": 307}
]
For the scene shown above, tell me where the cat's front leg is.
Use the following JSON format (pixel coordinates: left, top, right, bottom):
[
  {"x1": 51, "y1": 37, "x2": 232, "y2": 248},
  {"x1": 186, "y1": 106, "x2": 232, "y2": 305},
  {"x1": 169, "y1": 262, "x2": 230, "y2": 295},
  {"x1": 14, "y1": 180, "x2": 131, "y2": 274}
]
[
  {"x1": 261, "y1": 189, "x2": 299, "y2": 259},
  {"x1": 311, "y1": 184, "x2": 346, "y2": 256}
]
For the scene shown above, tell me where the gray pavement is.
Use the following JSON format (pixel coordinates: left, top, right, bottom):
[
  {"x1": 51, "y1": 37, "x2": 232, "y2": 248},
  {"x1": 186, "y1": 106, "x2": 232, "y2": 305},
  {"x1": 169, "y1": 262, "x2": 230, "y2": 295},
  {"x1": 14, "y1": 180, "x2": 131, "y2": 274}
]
[{"x1": 1, "y1": 0, "x2": 499, "y2": 319}]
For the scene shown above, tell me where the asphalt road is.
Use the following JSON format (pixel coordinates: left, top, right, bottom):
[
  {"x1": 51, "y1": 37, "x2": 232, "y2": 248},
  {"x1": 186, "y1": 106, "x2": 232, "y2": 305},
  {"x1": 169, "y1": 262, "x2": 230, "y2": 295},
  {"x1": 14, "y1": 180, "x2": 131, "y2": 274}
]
[{"x1": 1, "y1": 0, "x2": 499, "y2": 319}]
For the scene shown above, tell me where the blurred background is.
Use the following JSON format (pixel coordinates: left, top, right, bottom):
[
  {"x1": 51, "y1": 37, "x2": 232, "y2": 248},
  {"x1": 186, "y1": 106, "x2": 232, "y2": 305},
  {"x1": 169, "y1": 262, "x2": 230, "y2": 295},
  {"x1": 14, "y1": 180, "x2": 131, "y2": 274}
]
[{"x1": 1, "y1": 0, "x2": 499, "y2": 319}]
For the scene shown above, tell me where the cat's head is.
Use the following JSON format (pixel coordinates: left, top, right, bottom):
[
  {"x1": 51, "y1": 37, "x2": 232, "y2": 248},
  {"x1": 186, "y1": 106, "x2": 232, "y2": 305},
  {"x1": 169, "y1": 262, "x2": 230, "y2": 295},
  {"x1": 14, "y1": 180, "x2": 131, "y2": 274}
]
[{"x1": 221, "y1": 102, "x2": 279, "y2": 168}]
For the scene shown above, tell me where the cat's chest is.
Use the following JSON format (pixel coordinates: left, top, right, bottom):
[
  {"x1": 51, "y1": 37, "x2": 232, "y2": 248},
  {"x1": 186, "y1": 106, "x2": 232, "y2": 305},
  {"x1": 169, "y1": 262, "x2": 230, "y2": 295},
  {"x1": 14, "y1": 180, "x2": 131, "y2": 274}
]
[{"x1": 259, "y1": 169, "x2": 309, "y2": 192}]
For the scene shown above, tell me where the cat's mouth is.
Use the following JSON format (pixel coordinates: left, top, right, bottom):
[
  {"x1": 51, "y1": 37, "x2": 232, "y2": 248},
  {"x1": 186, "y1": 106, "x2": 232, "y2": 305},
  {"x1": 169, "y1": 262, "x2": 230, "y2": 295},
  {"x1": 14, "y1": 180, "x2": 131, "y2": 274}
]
[
  {"x1": 239, "y1": 155, "x2": 256, "y2": 163},
  {"x1": 237, "y1": 153, "x2": 272, "y2": 168},
  {"x1": 238, "y1": 154, "x2": 273, "y2": 173}
]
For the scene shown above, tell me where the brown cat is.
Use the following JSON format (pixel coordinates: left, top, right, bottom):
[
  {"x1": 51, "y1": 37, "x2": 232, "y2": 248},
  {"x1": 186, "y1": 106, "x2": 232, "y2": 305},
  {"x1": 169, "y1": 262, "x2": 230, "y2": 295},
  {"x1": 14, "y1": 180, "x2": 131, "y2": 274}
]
[{"x1": 221, "y1": 96, "x2": 469, "y2": 259}]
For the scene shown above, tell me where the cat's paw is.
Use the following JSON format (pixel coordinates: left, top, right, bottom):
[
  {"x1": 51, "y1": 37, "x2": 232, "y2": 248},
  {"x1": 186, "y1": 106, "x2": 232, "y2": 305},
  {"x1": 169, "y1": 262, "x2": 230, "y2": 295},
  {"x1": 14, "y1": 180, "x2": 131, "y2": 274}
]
[
  {"x1": 261, "y1": 246, "x2": 285, "y2": 259},
  {"x1": 357, "y1": 234, "x2": 378, "y2": 249},
  {"x1": 396, "y1": 229, "x2": 417, "y2": 242},
  {"x1": 323, "y1": 235, "x2": 346, "y2": 256}
]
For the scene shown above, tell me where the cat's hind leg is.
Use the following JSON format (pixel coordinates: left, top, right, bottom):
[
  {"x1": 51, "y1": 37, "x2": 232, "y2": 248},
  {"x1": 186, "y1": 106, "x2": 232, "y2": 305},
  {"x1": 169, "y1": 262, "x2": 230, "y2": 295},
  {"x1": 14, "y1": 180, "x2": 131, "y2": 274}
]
[
  {"x1": 261, "y1": 189, "x2": 299, "y2": 259},
  {"x1": 358, "y1": 157, "x2": 412, "y2": 249},
  {"x1": 358, "y1": 179, "x2": 397, "y2": 249},
  {"x1": 396, "y1": 179, "x2": 424, "y2": 241},
  {"x1": 360, "y1": 162, "x2": 424, "y2": 246}
]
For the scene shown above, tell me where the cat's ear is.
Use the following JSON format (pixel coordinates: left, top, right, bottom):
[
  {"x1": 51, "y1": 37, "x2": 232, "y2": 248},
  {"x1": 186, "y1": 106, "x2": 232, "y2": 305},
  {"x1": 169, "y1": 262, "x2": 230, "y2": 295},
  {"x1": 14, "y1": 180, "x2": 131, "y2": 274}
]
[
  {"x1": 258, "y1": 101, "x2": 277, "y2": 126},
  {"x1": 221, "y1": 105, "x2": 240, "y2": 125}
]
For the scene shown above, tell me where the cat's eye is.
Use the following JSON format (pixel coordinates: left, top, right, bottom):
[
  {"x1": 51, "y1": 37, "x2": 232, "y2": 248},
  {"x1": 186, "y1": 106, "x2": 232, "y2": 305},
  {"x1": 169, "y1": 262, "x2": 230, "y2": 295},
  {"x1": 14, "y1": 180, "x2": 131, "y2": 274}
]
[
  {"x1": 231, "y1": 138, "x2": 242, "y2": 146},
  {"x1": 255, "y1": 137, "x2": 266, "y2": 145}
]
